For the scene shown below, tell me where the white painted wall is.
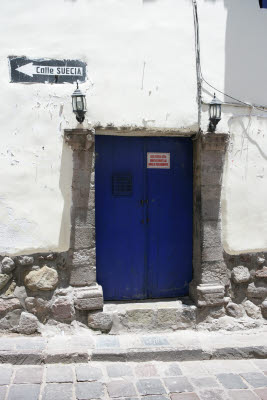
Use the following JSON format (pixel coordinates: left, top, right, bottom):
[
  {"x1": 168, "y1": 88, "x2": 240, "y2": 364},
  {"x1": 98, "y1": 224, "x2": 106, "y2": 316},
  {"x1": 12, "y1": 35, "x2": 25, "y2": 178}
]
[
  {"x1": 1, "y1": 0, "x2": 266, "y2": 256},
  {"x1": 0, "y1": 0, "x2": 197, "y2": 255},
  {"x1": 198, "y1": 0, "x2": 267, "y2": 254}
]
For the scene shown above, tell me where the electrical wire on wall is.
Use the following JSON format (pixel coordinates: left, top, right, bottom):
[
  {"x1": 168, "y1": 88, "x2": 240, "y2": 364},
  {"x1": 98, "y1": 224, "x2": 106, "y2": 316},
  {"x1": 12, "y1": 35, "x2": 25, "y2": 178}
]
[
  {"x1": 192, "y1": 0, "x2": 203, "y2": 139},
  {"x1": 192, "y1": 0, "x2": 267, "y2": 130}
]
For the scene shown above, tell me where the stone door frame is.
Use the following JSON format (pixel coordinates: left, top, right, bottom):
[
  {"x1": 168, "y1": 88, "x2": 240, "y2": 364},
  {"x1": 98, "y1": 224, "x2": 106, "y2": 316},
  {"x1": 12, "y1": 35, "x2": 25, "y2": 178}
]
[{"x1": 64, "y1": 128, "x2": 229, "y2": 310}]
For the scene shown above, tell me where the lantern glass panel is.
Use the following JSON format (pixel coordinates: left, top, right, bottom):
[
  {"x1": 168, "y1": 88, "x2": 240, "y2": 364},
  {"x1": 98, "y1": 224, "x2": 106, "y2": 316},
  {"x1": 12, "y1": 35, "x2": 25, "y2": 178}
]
[
  {"x1": 209, "y1": 104, "x2": 216, "y2": 119},
  {"x1": 217, "y1": 104, "x2": 221, "y2": 119},
  {"x1": 76, "y1": 96, "x2": 84, "y2": 111},
  {"x1": 72, "y1": 97, "x2": 77, "y2": 112}
]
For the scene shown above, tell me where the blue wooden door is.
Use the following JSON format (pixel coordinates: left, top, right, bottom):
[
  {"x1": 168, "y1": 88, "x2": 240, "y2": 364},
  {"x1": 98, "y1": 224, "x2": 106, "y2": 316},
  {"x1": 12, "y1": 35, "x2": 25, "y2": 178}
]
[{"x1": 95, "y1": 136, "x2": 192, "y2": 300}]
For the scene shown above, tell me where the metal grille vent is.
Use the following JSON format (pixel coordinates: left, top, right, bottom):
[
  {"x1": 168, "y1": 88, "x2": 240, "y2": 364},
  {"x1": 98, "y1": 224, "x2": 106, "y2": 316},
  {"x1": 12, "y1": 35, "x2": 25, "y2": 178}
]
[{"x1": 112, "y1": 174, "x2": 132, "y2": 196}]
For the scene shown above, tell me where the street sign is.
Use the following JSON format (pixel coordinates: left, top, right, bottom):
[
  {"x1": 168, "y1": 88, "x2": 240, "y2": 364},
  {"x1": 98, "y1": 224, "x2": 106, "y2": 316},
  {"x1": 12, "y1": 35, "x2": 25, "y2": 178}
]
[{"x1": 9, "y1": 56, "x2": 87, "y2": 84}]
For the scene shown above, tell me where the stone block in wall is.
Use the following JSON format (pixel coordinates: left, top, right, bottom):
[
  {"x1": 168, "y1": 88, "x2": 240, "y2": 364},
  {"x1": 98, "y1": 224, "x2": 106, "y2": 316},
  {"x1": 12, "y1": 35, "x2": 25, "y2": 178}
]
[
  {"x1": 201, "y1": 133, "x2": 229, "y2": 152},
  {"x1": 73, "y1": 169, "x2": 93, "y2": 187},
  {"x1": 201, "y1": 150, "x2": 225, "y2": 170},
  {"x1": 201, "y1": 167, "x2": 223, "y2": 186},
  {"x1": 0, "y1": 298, "x2": 22, "y2": 317},
  {"x1": 88, "y1": 311, "x2": 112, "y2": 332},
  {"x1": 243, "y1": 300, "x2": 261, "y2": 319},
  {"x1": 202, "y1": 221, "x2": 222, "y2": 248},
  {"x1": 257, "y1": 256, "x2": 265, "y2": 266},
  {"x1": 17, "y1": 256, "x2": 34, "y2": 266},
  {"x1": 71, "y1": 208, "x2": 95, "y2": 229},
  {"x1": 70, "y1": 266, "x2": 96, "y2": 287},
  {"x1": 71, "y1": 226, "x2": 95, "y2": 250},
  {"x1": 201, "y1": 261, "x2": 229, "y2": 286},
  {"x1": 196, "y1": 283, "x2": 225, "y2": 307},
  {"x1": 72, "y1": 188, "x2": 91, "y2": 208},
  {"x1": 1, "y1": 257, "x2": 15, "y2": 274},
  {"x1": 51, "y1": 296, "x2": 75, "y2": 322},
  {"x1": 201, "y1": 188, "x2": 221, "y2": 221},
  {"x1": 231, "y1": 266, "x2": 250, "y2": 284},
  {"x1": 0, "y1": 309, "x2": 22, "y2": 332},
  {"x1": 202, "y1": 246, "x2": 224, "y2": 263},
  {"x1": 72, "y1": 149, "x2": 93, "y2": 171},
  {"x1": 255, "y1": 267, "x2": 267, "y2": 279},
  {"x1": 74, "y1": 285, "x2": 103, "y2": 311},
  {"x1": 72, "y1": 188, "x2": 95, "y2": 209},
  {"x1": 70, "y1": 249, "x2": 96, "y2": 267},
  {"x1": 247, "y1": 281, "x2": 267, "y2": 299},
  {"x1": 25, "y1": 297, "x2": 51, "y2": 322},
  {"x1": 24, "y1": 266, "x2": 58, "y2": 291},
  {"x1": 18, "y1": 312, "x2": 38, "y2": 335},
  {"x1": 261, "y1": 300, "x2": 267, "y2": 318},
  {"x1": 0, "y1": 273, "x2": 12, "y2": 290},
  {"x1": 226, "y1": 302, "x2": 245, "y2": 318}
]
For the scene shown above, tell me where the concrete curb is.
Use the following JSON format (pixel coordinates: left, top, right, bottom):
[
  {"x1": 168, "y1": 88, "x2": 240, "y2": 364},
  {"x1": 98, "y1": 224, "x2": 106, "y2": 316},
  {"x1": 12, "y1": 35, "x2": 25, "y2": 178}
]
[
  {"x1": 91, "y1": 346, "x2": 267, "y2": 363},
  {"x1": 0, "y1": 345, "x2": 267, "y2": 365}
]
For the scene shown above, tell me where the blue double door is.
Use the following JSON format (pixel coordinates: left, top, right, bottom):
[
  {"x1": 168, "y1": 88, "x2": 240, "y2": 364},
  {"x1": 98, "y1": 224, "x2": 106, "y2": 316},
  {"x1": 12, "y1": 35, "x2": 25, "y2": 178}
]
[{"x1": 95, "y1": 136, "x2": 192, "y2": 300}]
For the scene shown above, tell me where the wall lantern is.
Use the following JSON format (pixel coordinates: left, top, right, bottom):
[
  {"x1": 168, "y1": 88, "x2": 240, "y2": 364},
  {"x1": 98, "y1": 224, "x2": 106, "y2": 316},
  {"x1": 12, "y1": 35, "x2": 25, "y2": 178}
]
[
  {"x1": 72, "y1": 82, "x2": 87, "y2": 123},
  {"x1": 208, "y1": 93, "x2": 222, "y2": 132}
]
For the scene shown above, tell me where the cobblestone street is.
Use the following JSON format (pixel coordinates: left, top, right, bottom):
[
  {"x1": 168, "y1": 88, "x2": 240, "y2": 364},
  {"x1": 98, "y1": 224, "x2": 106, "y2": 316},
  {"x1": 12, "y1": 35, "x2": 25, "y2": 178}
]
[{"x1": 1, "y1": 359, "x2": 267, "y2": 400}]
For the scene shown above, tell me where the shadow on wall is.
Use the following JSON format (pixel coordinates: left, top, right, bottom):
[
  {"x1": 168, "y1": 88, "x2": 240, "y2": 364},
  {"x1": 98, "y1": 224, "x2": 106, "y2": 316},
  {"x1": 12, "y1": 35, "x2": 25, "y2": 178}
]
[
  {"x1": 58, "y1": 142, "x2": 72, "y2": 251},
  {"x1": 224, "y1": 0, "x2": 267, "y2": 106}
]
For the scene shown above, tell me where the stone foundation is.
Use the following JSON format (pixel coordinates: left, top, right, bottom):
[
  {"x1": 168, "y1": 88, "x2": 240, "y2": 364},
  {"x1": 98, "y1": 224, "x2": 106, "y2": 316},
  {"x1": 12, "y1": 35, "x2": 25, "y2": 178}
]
[{"x1": 0, "y1": 130, "x2": 266, "y2": 334}]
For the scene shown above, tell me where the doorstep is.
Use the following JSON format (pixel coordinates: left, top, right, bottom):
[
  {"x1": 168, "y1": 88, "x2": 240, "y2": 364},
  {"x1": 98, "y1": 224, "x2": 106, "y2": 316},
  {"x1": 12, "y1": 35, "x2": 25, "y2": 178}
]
[{"x1": 103, "y1": 297, "x2": 197, "y2": 334}]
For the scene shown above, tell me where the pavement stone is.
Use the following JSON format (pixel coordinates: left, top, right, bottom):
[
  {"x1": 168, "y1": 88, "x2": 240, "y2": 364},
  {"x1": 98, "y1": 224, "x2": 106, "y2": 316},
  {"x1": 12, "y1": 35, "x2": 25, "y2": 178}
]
[
  {"x1": 135, "y1": 363, "x2": 158, "y2": 377},
  {"x1": 179, "y1": 362, "x2": 209, "y2": 377},
  {"x1": 96, "y1": 336, "x2": 120, "y2": 348},
  {"x1": 197, "y1": 389, "x2": 225, "y2": 400},
  {"x1": 76, "y1": 382, "x2": 104, "y2": 399},
  {"x1": 107, "y1": 380, "x2": 137, "y2": 397},
  {"x1": 203, "y1": 360, "x2": 259, "y2": 375},
  {"x1": 0, "y1": 366, "x2": 12, "y2": 385},
  {"x1": 142, "y1": 396, "x2": 170, "y2": 400},
  {"x1": 141, "y1": 336, "x2": 170, "y2": 347},
  {"x1": 253, "y1": 360, "x2": 267, "y2": 371},
  {"x1": 0, "y1": 386, "x2": 7, "y2": 400},
  {"x1": 42, "y1": 383, "x2": 73, "y2": 400},
  {"x1": 255, "y1": 388, "x2": 267, "y2": 399},
  {"x1": 171, "y1": 394, "x2": 200, "y2": 400},
  {"x1": 136, "y1": 378, "x2": 166, "y2": 395},
  {"x1": 15, "y1": 338, "x2": 46, "y2": 351},
  {"x1": 46, "y1": 365, "x2": 73, "y2": 383},
  {"x1": 106, "y1": 363, "x2": 133, "y2": 377},
  {"x1": 216, "y1": 373, "x2": 248, "y2": 389},
  {"x1": 164, "y1": 363, "x2": 183, "y2": 376},
  {"x1": 76, "y1": 365, "x2": 103, "y2": 381},
  {"x1": 228, "y1": 389, "x2": 260, "y2": 399},
  {"x1": 164, "y1": 377, "x2": 193, "y2": 393},
  {"x1": 13, "y1": 366, "x2": 43, "y2": 384},
  {"x1": 190, "y1": 377, "x2": 220, "y2": 389},
  {"x1": 241, "y1": 372, "x2": 267, "y2": 388},
  {"x1": 7, "y1": 384, "x2": 40, "y2": 400},
  {"x1": 0, "y1": 357, "x2": 266, "y2": 400}
]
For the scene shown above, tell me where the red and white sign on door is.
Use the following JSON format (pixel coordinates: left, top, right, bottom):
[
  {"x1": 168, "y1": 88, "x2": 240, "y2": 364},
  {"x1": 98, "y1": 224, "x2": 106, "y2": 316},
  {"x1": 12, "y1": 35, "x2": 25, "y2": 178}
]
[{"x1": 147, "y1": 152, "x2": 170, "y2": 169}]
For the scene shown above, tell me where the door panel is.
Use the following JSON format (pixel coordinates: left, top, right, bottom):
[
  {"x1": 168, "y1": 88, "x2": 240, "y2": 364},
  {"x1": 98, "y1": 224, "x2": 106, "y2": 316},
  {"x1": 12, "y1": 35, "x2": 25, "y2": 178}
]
[
  {"x1": 95, "y1": 136, "x2": 146, "y2": 300},
  {"x1": 95, "y1": 135, "x2": 192, "y2": 300},
  {"x1": 146, "y1": 137, "x2": 193, "y2": 298}
]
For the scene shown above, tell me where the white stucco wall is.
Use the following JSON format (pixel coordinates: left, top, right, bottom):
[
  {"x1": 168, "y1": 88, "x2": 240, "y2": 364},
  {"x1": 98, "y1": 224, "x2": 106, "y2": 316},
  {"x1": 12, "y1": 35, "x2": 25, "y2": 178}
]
[
  {"x1": 198, "y1": 0, "x2": 267, "y2": 254},
  {"x1": 0, "y1": 0, "x2": 197, "y2": 255},
  {"x1": 1, "y1": 0, "x2": 266, "y2": 256}
]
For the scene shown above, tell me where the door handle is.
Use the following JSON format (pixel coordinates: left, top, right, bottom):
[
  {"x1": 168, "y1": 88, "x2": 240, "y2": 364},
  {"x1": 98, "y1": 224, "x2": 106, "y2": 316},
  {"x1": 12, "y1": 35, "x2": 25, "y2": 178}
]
[{"x1": 140, "y1": 200, "x2": 148, "y2": 205}]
